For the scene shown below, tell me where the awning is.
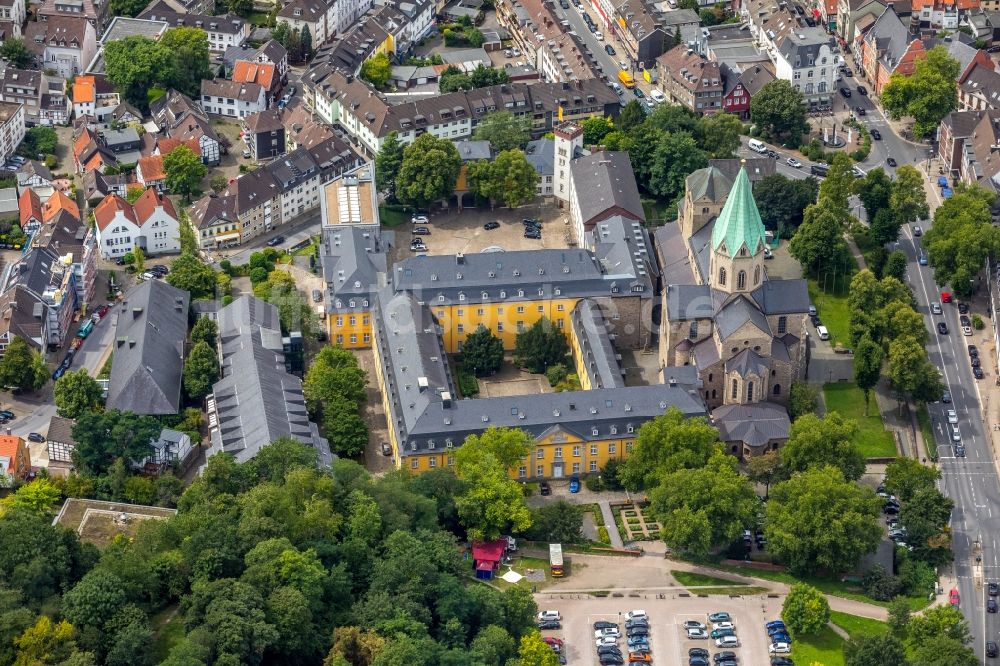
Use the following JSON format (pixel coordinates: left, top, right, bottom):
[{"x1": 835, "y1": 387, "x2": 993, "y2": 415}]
[{"x1": 215, "y1": 232, "x2": 241, "y2": 242}]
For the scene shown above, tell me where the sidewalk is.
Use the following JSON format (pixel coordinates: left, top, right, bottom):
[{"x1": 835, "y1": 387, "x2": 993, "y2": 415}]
[{"x1": 598, "y1": 500, "x2": 624, "y2": 549}]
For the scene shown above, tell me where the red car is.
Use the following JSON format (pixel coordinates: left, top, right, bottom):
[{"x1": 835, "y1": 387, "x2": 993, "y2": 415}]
[
  {"x1": 950, "y1": 588, "x2": 960, "y2": 606},
  {"x1": 941, "y1": 292, "x2": 952, "y2": 303},
  {"x1": 97, "y1": 304, "x2": 111, "y2": 318},
  {"x1": 542, "y1": 637, "x2": 563, "y2": 650}
]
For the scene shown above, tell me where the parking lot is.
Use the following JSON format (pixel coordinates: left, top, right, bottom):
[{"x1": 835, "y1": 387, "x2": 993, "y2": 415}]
[
  {"x1": 536, "y1": 593, "x2": 779, "y2": 665},
  {"x1": 395, "y1": 205, "x2": 574, "y2": 262}
]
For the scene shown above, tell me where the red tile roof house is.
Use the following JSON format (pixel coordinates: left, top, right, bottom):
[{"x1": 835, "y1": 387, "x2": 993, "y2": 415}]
[
  {"x1": 93, "y1": 188, "x2": 181, "y2": 259},
  {"x1": 0, "y1": 432, "x2": 29, "y2": 486},
  {"x1": 136, "y1": 155, "x2": 167, "y2": 192}
]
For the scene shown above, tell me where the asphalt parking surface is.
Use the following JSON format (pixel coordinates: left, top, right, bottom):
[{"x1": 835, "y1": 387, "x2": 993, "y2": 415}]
[{"x1": 535, "y1": 593, "x2": 778, "y2": 665}]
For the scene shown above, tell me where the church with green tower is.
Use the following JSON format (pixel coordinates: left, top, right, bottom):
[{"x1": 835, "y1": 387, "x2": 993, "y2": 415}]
[{"x1": 658, "y1": 161, "x2": 811, "y2": 460}]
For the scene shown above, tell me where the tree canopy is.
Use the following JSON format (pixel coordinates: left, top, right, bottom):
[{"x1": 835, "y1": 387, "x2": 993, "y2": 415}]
[
  {"x1": 619, "y1": 407, "x2": 722, "y2": 490},
  {"x1": 466, "y1": 150, "x2": 539, "y2": 209},
  {"x1": 923, "y1": 185, "x2": 999, "y2": 298},
  {"x1": 54, "y1": 369, "x2": 103, "y2": 419},
  {"x1": 396, "y1": 133, "x2": 462, "y2": 208},
  {"x1": 749, "y1": 80, "x2": 809, "y2": 143},
  {"x1": 0, "y1": 336, "x2": 47, "y2": 393},
  {"x1": 460, "y1": 325, "x2": 504, "y2": 377},
  {"x1": 472, "y1": 111, "x2": 531, "y2": 152},
  {"x1": 163, "y1": 145, "x2": 207, "y2": 201},
  {"x1": 881, "y1": 46, "x2": 960, "y2": 137},
  {"x1": 512, "y1": 318, "x2": 568, "y2": 375}
]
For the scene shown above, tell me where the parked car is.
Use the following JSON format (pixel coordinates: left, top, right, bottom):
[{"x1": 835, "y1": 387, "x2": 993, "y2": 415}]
[
  {"x1": 312, "y1": 289, "x2": 323, "y2": 303},
  {"x1": 988, "y1": 640, "x2": 999, "y2": 658},
  {"x1": 689, "y1": 648, "x2": 709, "y2": 659},
  {"x1": 708, "y1": 612, "x2": 731, "y2": 623},
  {"x1": 687, "y1": 628, "x2": 709, "y2": 639},
  {"x1": 538, "y1": 610, "x2": 561, "y2": 621},
  {"x1": 381, "y1": 442, "x2": 392, "y2": 456},
  {"x1": 683, "y1": 621, "x2": 706, "y2": 630},
  {"x1": 975, "y1": 366, "x2": 986, "y2": 379},
  {"x1": 266, "y1": 235, "x2": 284, "y2": 247},
  {"x1": 605, "y1": 44, "x2": 616, "y2": 56},
  {"x1": 769, "y1": 643, "x2": 791, "y2": 654},
  {"x1": 989, "y1": 581, "x2": 998, "y2": 596},
  {"x1": 27, "y1": 432, "x2": 45, "y2": 443},
  {"x1": 840, "y1": 87, "x2": 852, "y2": 97},
  {"x1": 715, "y1": 636, "x2": 740, "y2": 648},
  {"x1": 857, "y1": 85, "x2": 868, "y2": 95},
  {"x1": 569, "y1": 475, "x2": 580, "y2": 492},
  {"x1": 595, "y1": 627, "x2": 621, "y2": 639},
  {"x1": 539, "y1": 481, "x2": 552, "y2": 495},
  {"x1": 484, "y1": 221, "x2": 500, "y2": 230},
  {"x1": 710, "y1": 628, "x2": 735, "y2": 639},
  {"x1": 242, "y1": 149, "x2": 251, "y2": 158},
  {"x1": 411, "y1": 214, "x2": 429, "y2": 224},
  {"x1": 412, "y1": 226, "x2": 431, "y2": 235}
]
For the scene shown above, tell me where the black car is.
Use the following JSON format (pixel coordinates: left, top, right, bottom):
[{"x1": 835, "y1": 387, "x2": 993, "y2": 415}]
[
  {"x1": 988, "y1": 640, "x2": 999, "y2": 658},
  {"x1": 886, "y1": 157, "x2": 897, "y2": 167},
  {"x1": 975, "y1": 366, "x2": 986, "y2": 380},
  {"x1": 990, "y1": 598, "x2": 998, "y2": 613},
  {"x1": 626, "y1": 626, "x2": 649, "y2": 637},
  {"x1": 149, "y1": 264, "x2": 169, "y2": 275},
  {"x1": 690, "y1": 658, "x2": 709, "y2": 666},
  {"x1": 484, "y1": 221, "x2": 500, "y2": 230},
  {"x1": 524, "y1": 231, "x2": 541, "y2": 239},
  {"x1": 597, "y1": 645, "x2": 622, "y2": 655},
  {"x1": 594, "y1": 621, "x2": 618, "y2": 630},
  {"x1": 537, "y1": 619, "x2": 561, "y2": 629},
  {"x1": 714, "y1": 652, "x2": 737, "y2": 662},
  {"x1": 884, "y1": 503, "x2": 900, "y2": 515},
  {"x1": 766, "y1": 149, "x2": 778, "y2": 158},
  {"x1": 989, "y1": 581, "x2": 998, "y2": 596},
  {"x1": 937, "y1": 322, "x2": 948, "y2": 335},
  {"x1": 689, "y1": 648, "x2": 710, "y2": 659},
  {"x1": 969, "y1": 345, "x2": 979, "y2": 357},
  {"x1": 605, "y1": 44, "x2": 616, "y2": 56},
  {"x1": 840, "y1": 87, "x2": 852, "y2": 97},
  {"x1": 871, "y1": 128, "x2": 881, "y2": 140},
  {"x1": 27, "y1": 432, "x2": 45, "y2": 443},
  {"x1": 810, "y1": 314, "x2": 822, "y2": 327},
  {"x1": 539, "y1": 481, "x2": 552, "y2": 495},
  {"x1": 412, "y1": 226, "x2": 431, "y2": 235},
  {"x1": 972, "y1": 357, "x2": 981, "y2": 368},
  {"x1": 598, "y1": 656, "x2": 623, "y2": 666},
  {"x1": 844, "y1": 68, "x2": 853, "y2": 76},
  {"x1": 559, "y1": 0, "x2": 569, "y2": 6},
  {"x1": 770, "y1": 659, "x2": 794, "y2": 666},
  {"x1": 958, "y1": 301, "x2": 970, "y2": 314},
  {"x1": 855, "y1": 106, "x2": 866, "y2": 116},
  {"x1": 956, "y1": 444, "x2": 966, "y2": 457},
  {"x1": 857, "y1": 85, "x2": 868, "y2": 95}
]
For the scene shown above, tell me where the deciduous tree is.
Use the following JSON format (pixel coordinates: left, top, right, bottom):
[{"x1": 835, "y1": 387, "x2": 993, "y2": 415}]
[
  {"x1": 360, "y1": 53, "x2": 392, "y2": 89},
  {"x1": 781, "y1": 582, "x2": 830, "y2": 635},
  {"x1": 890, "y1": 165, "x2": 929, "y2": 226},
  {"x1": 467, "y1": 150, "x2": 539, "y2": 208},
  {"x1": 0, "y1": 38, "x2": 33, "y2": 68},
  {"x1": 0, "y1": 336, "x2": 47, "y2": 392},
  {"x1": 844, "y1": 633, "x2": 908, "y2": 666},
  {"x1": 161, "y1": 27, "x2": 211, "y2": 99},
  {"x1": 71, "y1": 410, "x2": 162, "y2": 475},
  {"x1": 104, "y1": 36, "x2": 174, "y2": 109},
  {"x1": 454, "y1": 428, "x2": 532, "y2": 541},
  {"x1": 396, "y1": 133, "x2": 462, "y2": 207},
  {"x1": 54, "y1": 369, "x2": 103, "y2": 419},
  {"x1": 323, "y1": 400, "x2": 368, "y2": 457},
  {"x1": 524, "y1": 501, "x2": 584, "y2": 544},
  {"x1": 749, "y1": 79, "x2": 808, "y2": 143},
  {"x1": 698, "y1": 112, "x2": 743, "y2": 158},
  {"x1": 163, "y1": 145, "x2": 207, "y2": 201},
  {"x1": 648, "y1": 131, "x2": 708, "y2": 201},
  {"x1": 650, "y1": 452, "x2": 759, "y2": 558},
  {"x1": 881, "y1": 46, "x2": 960, "y2": 138},
  {"x1": 516, "y1": 631, "x2": 560, "y2": 666},
  {"x1": 183, "y1": 340, "x2": 219, "y2": 401},
  {"x1": 472, "y1": 110, "x2": 531, "y2": 151},
  {"x1": 191, "y1": 316, "x2": 218, "y2": 348},
  {"x1": 923, "y1": 185, "x2": 999, "y2": 298},
  {"x1": 513, "y1": 318, "x2": 568, "y2": 374},
  {"x1": 581, "y1": 116, "x2": 614, "y2": 145},
  {"x1": 167, "y1": 254, "x2": 217, "y2": 299},
  {"x1": 619, "y1": 407, "x2": 722, "y2": 490},
  {"x1": 853, "y1": 335, "x2": 883, "y2": 416},
  {"x1": 375, "y1": 132, "x2": 405, "y2": 198},
  {"x1": 781, "y1": 412, "x2": 866, "y2": 481},
  {"x1": 789, "y1": 202, "x2": 849, "y2": 274},
  {"x1": 752, "y1": 174, "x2": 819, "y2": 235},
  {"x1": 766, "y1": 465, "x2": 882, "y2": 575}
]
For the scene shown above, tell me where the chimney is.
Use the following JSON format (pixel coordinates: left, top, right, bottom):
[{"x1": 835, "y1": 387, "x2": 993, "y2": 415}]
[
  {"x1": 441, "y1": 391, "x2": 452, "y2": 408},
  {"x1": 456, "y1": 252, "x2": 465, "y2": 264},
  {"x1": 5, "y1": 428, "x2": 10, "y2": 436}
]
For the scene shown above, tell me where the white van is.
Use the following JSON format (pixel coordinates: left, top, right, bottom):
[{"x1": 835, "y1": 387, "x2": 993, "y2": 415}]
[
  {"x1": 816, "y1": 325, "x2": 830, "y2": 341},
  {"x1": 650, "y1": 89, "x2": 666, "y2": 103},
  {"x1": 748, "y1": 138, "x2": 768, "y2": 153}
]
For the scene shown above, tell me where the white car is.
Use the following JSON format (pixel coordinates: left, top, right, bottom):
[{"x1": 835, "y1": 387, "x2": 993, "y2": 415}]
[
  {"x1": 786, "y1": 157, "x2": 802, "y2": 168},
  {"x1": 952, "y1": 425, "x2": 961, "y2": 442},
  {"x1": 682, "y1": 620, "x2": 706, "y2": 630},
  {"x1": 619, "y1": 60, "x2": 629, "y2": 71},
  {"x1": 650, "y1": 90, "x2": 666, "y2": 103},
  {"x1": 625, "y1": 610, "x2": 648, "y2": 622},
  {"x1": 594, "y1": 627, "x2": 620, "y2": 639},
  {"x1": 538, "y1": 610, "x2": 561, "y2": 621},
  {"x1": 948, "y1": 409, "x2": 958, "y2": 424},
  {"x1": 716, "y1": 636, "x2": 740, "y2": 648},
  {"x1": 595, "y1": 635, "x2": 619, "y2": 647},
  {"x1": 712, "y1": 621, "x2": 735, "y2": 630},
  {"x1": 687, "y1": 628, "x2": 709, "y2": 639},
  {"x1": 411, "y1": 215, "x2": 429, "y2": 224},
  {"x1": 770, "y1": 642, "x2": 792, "y2": 654},
  {"x1": 931, "y1": 303, "x2": 942, "y2": 314}
]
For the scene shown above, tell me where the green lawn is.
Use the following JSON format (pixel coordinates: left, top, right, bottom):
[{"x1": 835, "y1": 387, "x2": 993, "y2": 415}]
[
  {"x1": 823, "y1": 383, "x2": 897, "y2": 458},
  {"x1": 246, "y1": 11, "x2": 271, "y2": 26},
  {"x1": 830, "y1": 610, "x2": 889, "y2": 638},
  {"x1": 916, "y1": 402, "x2": 937, "y2": 461},
  {"x1": 808, "y1": 278, "x2": 851, "y2": 348},
  {"x1": 379, "y1": 204, "x2": 411, "y2": 227},
  {"x1": 671, "y1": 570, "x2": 747, "y2": 587},
  {"x1": 710, "y1": 562, "x2": 930, "y2": 611},
  {"x1": 151, "y1": 607, "x2": 184, "y2": 662},
  {"x1": 790, "y1": 625, "x2": 846, "y2": 666}
]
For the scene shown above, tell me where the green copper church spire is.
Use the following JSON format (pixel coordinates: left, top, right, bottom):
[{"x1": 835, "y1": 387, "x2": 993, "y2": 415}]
[{"x1": 710, "y1": 164, "x2": 766, "y2": 258}]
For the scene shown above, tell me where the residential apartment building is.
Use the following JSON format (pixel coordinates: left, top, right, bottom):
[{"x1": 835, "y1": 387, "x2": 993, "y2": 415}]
[
  {"x1": 615, "y1": 0, "x2": 670, "y2": 69},
  {"x1": 525, "y1": 137, "x2": 555, "y2": 197},
  {"x1": 36, "y1": 0, "x2": 107, "y2": 32},
  {"x1": 0, "y1": 434, "x2": 28, "y2": 486},
  {"x1": 150, "y1": 89, "x2": 222, "y2": 165},
  {"x1": 138, "y1": 1, "x2": 249, "y2": 52},
  {"x1": 773, "y1": 29, "x2": 839, "y2": 106},
  {"x1": 269, "y1": 147, "x2": 321, "y2": 223},
  {"x1": 70, "y1": 73, "x2": 118, "y2": 124},
  {"x1": 25, "y1": 16, "x2": 98, "y2": 79},
  {"x1": 495, "y1": 0, "x2": 601, "y2": 83},
  {"x1": 856, "y1": 8, "x2": 923, "y2": 95},
  {"x1": 958, "y1": 60, "x2": 1000, "y2": 110},
  {"x1": 278, "y1": 0, "x2": 335, "y2": 45},
  {"x1": 189, "y1": 193, "x2": 240, "y2": 249},
  {"x1": 911, "y1": 0, "x2": 979, "y2": 29},
  {"x1": 303, "y1": 68, "x2": 620, "y2": 153},
  {"x1": 0, "y1": 69, "x2": 40, "y2": 125},
  {"x1": 200, "y1": 79, "x2": 267, "y2": 119},
  {"x1": 958, "y1": 109, "x2": 1000, "y2": 193},
  {"x1": 939, "y1": 109, "x2": 985, "y2": 173},
  {"x1": 232, "y1": 61, "x2": 279, "y2": 105},
  {"x1": 721, "y1": 63, "x2": 775, "y2": 119},
  {"x1": 836, "y1": 0, "x2": 886, "y2": 42},
  {"x1": 0, "y1": 0, "x2": 24, "y2": 38},
  {"x1": 242, "y1": 108, "x2": 285, "y2": 160},
  {"x1": 0, "y1": 102, "x2": 24, "y2": 164},
  {"x1": 30, "y1": 212, "x2": 98, "y2": 307},
  {"x1": 656, "y1": 45, "x2": 725, "y2": 115},
  {"x1": 1, "y1": 247, "x2": 78, "y2": 347},
  {"x1": 93, "y1": 188, "x2": 182, "y2": 259}
]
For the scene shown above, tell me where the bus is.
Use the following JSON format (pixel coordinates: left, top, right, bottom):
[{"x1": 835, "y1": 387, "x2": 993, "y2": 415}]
[
  {"x1": 549, "y1": 543, "x2": 564, "y2": 577},
  {"x1": 76, "y1": 319, "x2": 94, "y2": 339}
]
